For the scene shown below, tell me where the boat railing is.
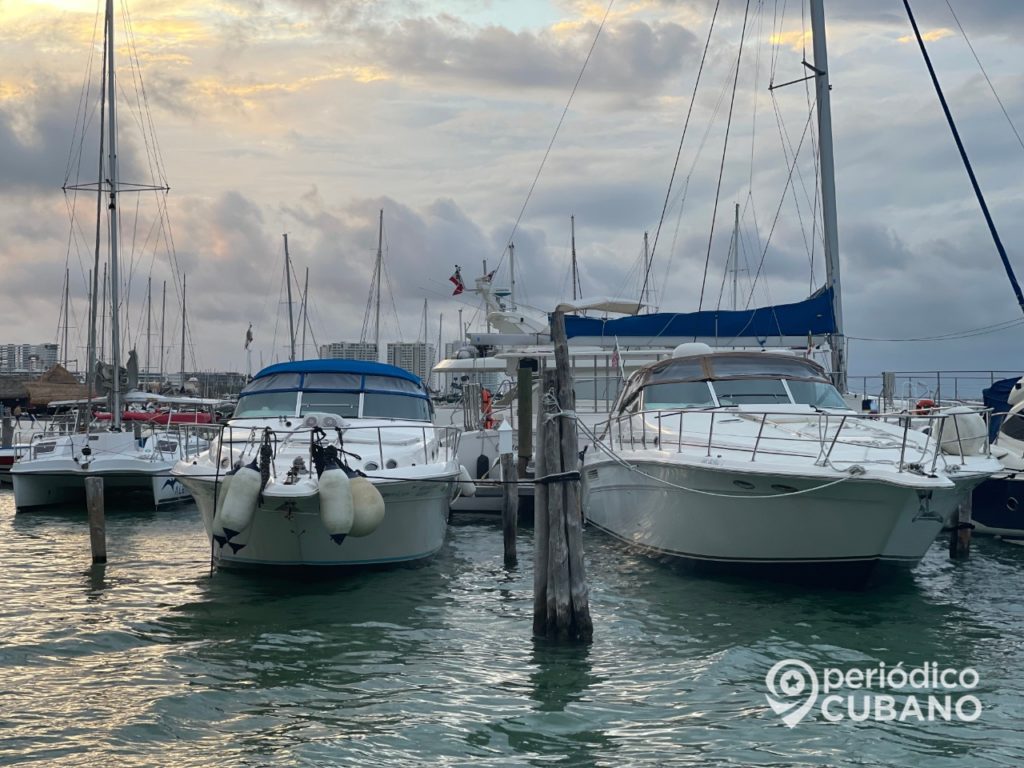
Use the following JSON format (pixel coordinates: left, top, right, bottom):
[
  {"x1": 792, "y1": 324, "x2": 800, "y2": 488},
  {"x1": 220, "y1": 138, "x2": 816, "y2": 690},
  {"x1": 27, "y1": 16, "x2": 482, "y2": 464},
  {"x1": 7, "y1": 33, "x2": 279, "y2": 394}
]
[
  {"x1": 179, "y1": 422, "x2": 462, "y2": 474},
  {"x1": 597, "y1": 406, "x2": 992, "y2": 474}
]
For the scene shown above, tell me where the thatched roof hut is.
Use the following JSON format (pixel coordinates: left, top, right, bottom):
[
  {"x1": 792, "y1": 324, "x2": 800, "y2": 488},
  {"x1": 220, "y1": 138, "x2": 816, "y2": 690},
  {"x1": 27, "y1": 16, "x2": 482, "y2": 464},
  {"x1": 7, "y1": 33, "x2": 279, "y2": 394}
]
[
  {"x1": 0, "y1": 377, "x2": 29, "y2": 405},
  {"x1": 24, "y1": 365, "x2": 88, "y2": 407}
]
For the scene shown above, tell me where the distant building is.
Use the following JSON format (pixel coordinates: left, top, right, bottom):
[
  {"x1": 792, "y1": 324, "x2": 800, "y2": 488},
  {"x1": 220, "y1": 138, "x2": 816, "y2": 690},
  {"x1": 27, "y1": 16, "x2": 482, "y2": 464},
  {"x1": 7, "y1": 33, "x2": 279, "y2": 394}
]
[
  {"x1": 0, "y1": 343, "x2": 59, "y2": 374},
  {"x1": 386, "y1": 342, "x2": 435, "y2": 383},
  {"x1": 320, "y1": 342, "x2": 379, "y2": 363}
]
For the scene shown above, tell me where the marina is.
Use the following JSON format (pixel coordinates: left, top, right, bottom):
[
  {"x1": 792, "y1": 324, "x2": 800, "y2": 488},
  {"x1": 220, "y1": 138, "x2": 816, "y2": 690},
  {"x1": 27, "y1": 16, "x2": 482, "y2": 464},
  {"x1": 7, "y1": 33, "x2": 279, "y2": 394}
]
[{"x1": 1, "y1": 0, "x2": 1023, "y2": 763}]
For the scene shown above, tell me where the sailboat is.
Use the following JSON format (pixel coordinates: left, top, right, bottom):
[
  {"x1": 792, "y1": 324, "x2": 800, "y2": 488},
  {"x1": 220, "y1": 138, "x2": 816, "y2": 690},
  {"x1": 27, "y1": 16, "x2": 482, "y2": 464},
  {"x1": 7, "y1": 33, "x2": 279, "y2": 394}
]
[
  {"x1": 12, "y1": 0, "x2": 214, "y2": 511},
  {"x1": 579, "y1": 0, "x2": 1002, "y2": 585}
]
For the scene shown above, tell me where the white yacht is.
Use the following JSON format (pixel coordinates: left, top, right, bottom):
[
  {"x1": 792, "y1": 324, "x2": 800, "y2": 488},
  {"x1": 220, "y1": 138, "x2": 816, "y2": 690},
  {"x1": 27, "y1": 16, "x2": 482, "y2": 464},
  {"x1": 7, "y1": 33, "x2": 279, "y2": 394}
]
[
  {"x1": 172, "y1": 360, "x2": 463, "y2": 570},
  {"x1": 11, "y1": 395, "x2": 216, "y2": 510},
  {"x1": 582, "y1": 345, "x2": 1001, "y2": 585}
]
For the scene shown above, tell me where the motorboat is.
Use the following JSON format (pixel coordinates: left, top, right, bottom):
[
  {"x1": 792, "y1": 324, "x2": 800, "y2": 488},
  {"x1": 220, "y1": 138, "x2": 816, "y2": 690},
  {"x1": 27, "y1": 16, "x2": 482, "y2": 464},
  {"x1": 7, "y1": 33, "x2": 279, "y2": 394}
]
[
  {"x1": 172, "y1": 359, "x2": 464, "y2": 570},
  {"x1": 11, "y1": 394, "x2": 219, "y2": 510},
  {"x1": 971, "y1": 377, "x2": 1024, "y2": 539},
  {"x1": 582, "y1": 344, "x2": 1001, "y2": 586}
]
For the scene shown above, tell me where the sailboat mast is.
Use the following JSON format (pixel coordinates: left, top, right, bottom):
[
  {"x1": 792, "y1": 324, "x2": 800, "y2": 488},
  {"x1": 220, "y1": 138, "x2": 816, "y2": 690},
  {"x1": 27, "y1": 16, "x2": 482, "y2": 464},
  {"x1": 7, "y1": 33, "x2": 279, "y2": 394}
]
[
  {"x1": 159, "y1": 280, "x2": 166, "y2": 385},
  {"x1": 731, "y1": 203, "x2": 739, "y2": 311},
  {"x1": 179, "y1": 274, "x2": 186, "y2": 388},
  {"x1": 642, "y1": 231, "x2": 650, "y2": 308},
  {"x1": 571, "y1": 215, "x2": 579, "y2": 301},
  {"x1": 105, "y1": 0, "x2": 123, "y2": 429},
  {"x1": 809, "y1": 0, "x2": 846, "y2": 392},
  {"x1": 145, "y1": 276, "x2": 151, "y2": 382},
  {"x1": 99, "y1": 263, "x2": 107, "y2": 374},
  {"x1": 61, "y1": 268, "x2": 70, "y2": 368},
  {"x1": 301, "y1": 266, "x2": 309, "y2": 359},
  {"x1": 509, "y1": 241, "x2": 516, "y2": 309},
  {"x1": 284, "y1": 234, "x2": 295, "y2": 362},
  {"x1": 375, "y1": 210, "x2": 383, "y2": 361}
]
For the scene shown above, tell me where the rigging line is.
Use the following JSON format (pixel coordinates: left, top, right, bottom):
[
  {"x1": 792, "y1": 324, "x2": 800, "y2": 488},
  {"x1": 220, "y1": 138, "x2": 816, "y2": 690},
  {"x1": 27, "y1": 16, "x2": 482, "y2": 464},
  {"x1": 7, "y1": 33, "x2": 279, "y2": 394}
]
[
  {"x1": 696, "y1": 0, "x2": 752, "y2": 315},
  {"x1": 748, "y1": 0, "x2": 765, "y2": 195},
  {"x1": 849, "y1": 317, "x2": 1024, "y2": 343},
  {"x1": 640, "y1": 0, "x2": 721, "y2": 313},
  {"x1": 903, "y1": 0, "x2": 1024, "y2": 317},
  {"x1": 490, "y1": 0, "x2": 615, "y2": 281},
  {"x1": 944, "y1": 0, "x2": 1024, "y2": 155},
  {"x1": 768, "y1": 93, "x2": 814, "y2": 265},
  {"x1": 743, "y1": 100, "x2": 815, "y2": 311}
]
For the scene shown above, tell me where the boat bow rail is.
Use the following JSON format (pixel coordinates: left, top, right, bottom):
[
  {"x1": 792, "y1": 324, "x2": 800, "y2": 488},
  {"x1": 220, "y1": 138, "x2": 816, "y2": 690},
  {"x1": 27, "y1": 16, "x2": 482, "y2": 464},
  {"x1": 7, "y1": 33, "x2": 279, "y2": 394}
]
[
  {"x1": 594, "y1": 406, "x2": 992, "y2": 476},
  {"x1": 178, "y1": 421, "x2": 462, "y2": 479}
]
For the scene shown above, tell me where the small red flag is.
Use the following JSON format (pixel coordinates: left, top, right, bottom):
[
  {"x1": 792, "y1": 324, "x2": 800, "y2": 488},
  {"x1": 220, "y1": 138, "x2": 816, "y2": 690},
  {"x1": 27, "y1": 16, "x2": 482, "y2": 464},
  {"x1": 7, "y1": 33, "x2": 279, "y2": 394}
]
[{"x1": 449, "y1": 267, "x2": 465, "y2": 296}]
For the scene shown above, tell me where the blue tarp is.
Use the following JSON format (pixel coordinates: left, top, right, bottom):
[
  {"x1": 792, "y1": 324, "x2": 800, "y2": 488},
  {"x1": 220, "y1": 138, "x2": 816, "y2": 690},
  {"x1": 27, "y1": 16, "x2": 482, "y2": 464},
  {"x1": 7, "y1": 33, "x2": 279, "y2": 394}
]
[
  {"x1": 983, "y1": 376, "x2": 1022, "y2": 442},
  {"x1": 562, "y1": 286, "x2": 837, "y2": 342}
]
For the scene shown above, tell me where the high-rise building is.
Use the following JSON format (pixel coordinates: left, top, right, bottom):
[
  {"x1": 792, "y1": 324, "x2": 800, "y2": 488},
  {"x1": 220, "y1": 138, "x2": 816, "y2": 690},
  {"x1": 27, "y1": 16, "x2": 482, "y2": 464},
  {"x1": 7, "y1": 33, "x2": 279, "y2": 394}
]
[
  {"x1": 0, "y1": 343, "x2": 59, "y2": 373},
  {"x1": 386, "y1": 342, "x2": 435, "y2": 383},
  {"x1": 319, "y1": 342, "x2": 379, "y2": 363}
]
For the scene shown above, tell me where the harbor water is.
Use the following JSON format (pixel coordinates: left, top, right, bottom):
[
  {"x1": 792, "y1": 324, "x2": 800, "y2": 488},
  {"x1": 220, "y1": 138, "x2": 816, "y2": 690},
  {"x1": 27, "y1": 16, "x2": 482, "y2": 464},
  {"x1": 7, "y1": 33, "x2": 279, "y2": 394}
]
[{"x1": 1, "y1": 489, "x2": 1022, "y2": 766}]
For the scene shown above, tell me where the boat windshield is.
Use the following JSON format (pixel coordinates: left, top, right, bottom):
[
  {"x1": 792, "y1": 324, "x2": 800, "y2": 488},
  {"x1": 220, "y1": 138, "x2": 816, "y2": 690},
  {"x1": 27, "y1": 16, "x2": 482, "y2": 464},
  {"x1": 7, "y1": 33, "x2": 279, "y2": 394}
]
[
  {"x1": 300, "y1": 392, "x2": 360, "y2": 419},
  {"x1": 639, "y1": 376, "x2": 846, "y2": 409},
  {"x1": 363, "y1": 393, "x2": 431, "y2": 421},
  {"x1": 234, "y1": 392, "x2": 298, "y2": 417}
]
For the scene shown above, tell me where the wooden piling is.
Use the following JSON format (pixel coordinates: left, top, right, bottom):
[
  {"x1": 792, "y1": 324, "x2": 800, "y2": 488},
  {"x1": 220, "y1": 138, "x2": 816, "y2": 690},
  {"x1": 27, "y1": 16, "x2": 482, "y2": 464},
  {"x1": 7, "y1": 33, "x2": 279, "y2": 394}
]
[
  {"x1": 85, "y1": 477, "x2": 107, "y2": 564},
  {"x1": 531, "y1": 311, "x2": 592, "y2": 643},
  {"x1": 516, "y1": 361, "x2": 533, "y2": 477},
  {"x1": 501, "y1": 451, "x2": 518, "y2": 568},
  {"x1": 949, "y1": 494, "x2": 973, "y2": 559},
  {"x1": 1, "y1": 417, "x2": 12, "y2": 449}
]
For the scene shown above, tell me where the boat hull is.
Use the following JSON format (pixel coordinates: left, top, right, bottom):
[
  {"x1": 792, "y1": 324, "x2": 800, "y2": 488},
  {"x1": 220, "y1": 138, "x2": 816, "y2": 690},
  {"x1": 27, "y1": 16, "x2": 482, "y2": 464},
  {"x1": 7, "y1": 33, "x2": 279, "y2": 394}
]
[
  {"x1": 971, "y1": 473, "x2": 1024, "y2": 538},
  {"x1": 12, "y1": 459, "x2": 170, "y2": 510},
  {"x1": 583, "y1": 457, "x2": 952, "y2": 586},
  {"x1": 182, "y1": 474, "x2": 456, "y2": 569}
]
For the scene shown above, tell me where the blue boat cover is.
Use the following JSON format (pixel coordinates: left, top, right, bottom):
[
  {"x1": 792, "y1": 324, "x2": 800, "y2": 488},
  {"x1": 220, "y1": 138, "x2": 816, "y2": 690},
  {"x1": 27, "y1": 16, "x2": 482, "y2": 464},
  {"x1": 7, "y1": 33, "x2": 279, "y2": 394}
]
[
  {"x1": 254, "y1": 359, "x2": 422, "y2": 386},
  {"x1": 562, "y1": 286, "x2": 837, "y2": 342},
  {"x1": 983, "y1": 376, "x2": 1022, "y2": 442}
]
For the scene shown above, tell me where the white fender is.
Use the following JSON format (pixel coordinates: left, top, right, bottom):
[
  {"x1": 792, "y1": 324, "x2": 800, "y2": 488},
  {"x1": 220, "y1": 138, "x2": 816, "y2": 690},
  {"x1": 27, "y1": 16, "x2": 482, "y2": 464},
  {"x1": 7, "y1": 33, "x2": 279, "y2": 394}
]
[
  {"x1": 211, "y1": 474, "x2": 233, "y2": 546},
  {"x1": 220, "y1": 460, "x2": 261, "y2": 540},
  {"x1": 937, "y1": 406, "x2": 988, "y2": 456},
  {"x1": 458, "y1": 465, "x2": 477, "y2": 497},
  {"x1": 319, "y1": 465, "x2": 355, "y2": 543},
  {"x1": 348, "y1": 476, "x2": 386, "y2": 537}
]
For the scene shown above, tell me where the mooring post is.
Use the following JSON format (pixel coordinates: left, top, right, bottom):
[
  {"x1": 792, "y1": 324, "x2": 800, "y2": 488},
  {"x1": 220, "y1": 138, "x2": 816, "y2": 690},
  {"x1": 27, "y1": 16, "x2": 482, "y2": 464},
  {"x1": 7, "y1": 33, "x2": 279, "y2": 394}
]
[
  {"x1": 531, "y1": 310, "x2": 592, "y2": 642},
  {"x1": 85, "y1": 476, "x2": 107, "y2": 564},
  {"x1": 499, "y1": 420, "x2": 518, "y2": 568},
  {"x1": 949, "y1": 494, "x2": 973, "y2": 559},
  {"x1": 1, "y1": 417, "x2": 12, "y2": 449},
  {"x1": 516, "y1": 360, "x2": 534, "y2": 478}
]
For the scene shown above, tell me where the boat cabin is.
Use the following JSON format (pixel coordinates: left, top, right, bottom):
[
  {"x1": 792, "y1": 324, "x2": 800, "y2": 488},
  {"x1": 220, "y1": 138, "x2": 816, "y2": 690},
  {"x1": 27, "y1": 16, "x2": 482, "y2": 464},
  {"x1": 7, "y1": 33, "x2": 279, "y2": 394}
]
[
  {"x1": 233, "y1": 360, "x2": 433, "y2": 422},
  {"x1": 614, "y1": 350, "x2": 847, "y2": 413}
]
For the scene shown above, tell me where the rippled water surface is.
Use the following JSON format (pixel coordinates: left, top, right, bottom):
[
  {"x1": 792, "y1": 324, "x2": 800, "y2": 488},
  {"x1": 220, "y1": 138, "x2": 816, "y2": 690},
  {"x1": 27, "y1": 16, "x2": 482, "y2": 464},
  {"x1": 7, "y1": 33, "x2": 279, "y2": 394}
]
[{"x1": 1, "y1": 488, "x2": 1022, "y2": 766}]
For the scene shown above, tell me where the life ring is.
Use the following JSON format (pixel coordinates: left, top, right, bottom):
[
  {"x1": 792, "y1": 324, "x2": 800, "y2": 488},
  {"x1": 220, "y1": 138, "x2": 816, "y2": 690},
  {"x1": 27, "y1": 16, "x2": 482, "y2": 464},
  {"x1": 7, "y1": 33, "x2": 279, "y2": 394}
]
[
  {"x1": 481, "y1": 388, "x2": 495, "y2": 429},
  {"x1": 914, "y1": 398, "x2": 936, "y2": 415}
]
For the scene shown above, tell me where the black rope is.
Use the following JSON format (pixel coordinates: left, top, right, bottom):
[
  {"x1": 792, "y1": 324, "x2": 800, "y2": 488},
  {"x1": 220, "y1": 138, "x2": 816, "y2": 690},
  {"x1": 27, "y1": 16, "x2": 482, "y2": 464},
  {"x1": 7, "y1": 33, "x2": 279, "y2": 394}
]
[{"x1": 534, "y1": 470, "x2": 582, "y2": 486}]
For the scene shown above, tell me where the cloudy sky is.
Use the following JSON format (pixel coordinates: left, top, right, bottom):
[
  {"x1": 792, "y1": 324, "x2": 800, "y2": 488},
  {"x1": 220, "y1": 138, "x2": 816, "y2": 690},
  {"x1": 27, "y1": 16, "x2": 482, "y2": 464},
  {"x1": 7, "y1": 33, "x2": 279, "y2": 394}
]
[{"x1": 1, "y1": 0, "x2": 1022, "y2": 390}]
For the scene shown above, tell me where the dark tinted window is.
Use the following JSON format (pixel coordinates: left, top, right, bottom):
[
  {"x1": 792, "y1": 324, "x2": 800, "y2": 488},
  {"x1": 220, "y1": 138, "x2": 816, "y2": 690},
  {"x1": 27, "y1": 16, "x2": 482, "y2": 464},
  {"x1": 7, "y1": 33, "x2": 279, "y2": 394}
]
[
  {"x1": 243, "y1": 373, "x2": 301, "y2": 393},
  {"x1": 1000, "y1": 414, "x2": 1024, "y2": 441},
  {"x1": 303, "y1": 373, "x2": 361, "y2": 390},
  {"x1": 708, "y1": 355, "x2": 825, "y2": 380},
  {"x1": 648, "y1": 358, "x2": 705, "y2": 382},
  {"x1": 712, "y1": 378, "x2": 791, "y2": 405},
  {"x1": 363, "y1": 375, "x2": 422, "y2": 393},
  {"x1": 362, "y1": 393, "x2": 430, "y2": 421}
]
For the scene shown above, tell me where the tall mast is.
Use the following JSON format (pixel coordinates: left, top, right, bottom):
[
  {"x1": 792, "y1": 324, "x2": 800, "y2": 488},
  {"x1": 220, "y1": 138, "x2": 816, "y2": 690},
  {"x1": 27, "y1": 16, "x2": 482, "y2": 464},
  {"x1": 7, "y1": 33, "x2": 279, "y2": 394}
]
[
  {"x1": 301, "y1": 266, "x2": 310, "y2": 359},
  {"x1": 61, "y1": 268, "x2": 70, "y2": 368},
  {"x1": 509, "y1": 241, "x2": 516, "y2": 309},
  {"x1": 731, "y1": 203, "x2": 739, "y2": 310},
  {"x1": 283, "y1": 234, "x2": 295, "y2": 362},
  {"x1": 375, "y1": 210, "x2": 383, "y2": 361},
  {"x1": 571, "y1": 215, "x2": 579, "y2": 301},
  {"x1": 159, "y1": 280, "x2": 166, "y2": 385},
  {"x1": 809, "y1": 0, "x2": 846, "y2": 391},
  {"x1": 179, "y1": 274, "x2": 186, "y2": 388},
  {"x1": 99, "y1": 262, "x2": 107, "y2": 369},
  {"x1": 145, "y1": 276, "x2": 151, "y2": 382},
  {"x1": 105, "y1": 0, "x2": 122, "y2": 429},
  {"x1": 642, "y1": 231, "x2": 650, "y2": 309}
]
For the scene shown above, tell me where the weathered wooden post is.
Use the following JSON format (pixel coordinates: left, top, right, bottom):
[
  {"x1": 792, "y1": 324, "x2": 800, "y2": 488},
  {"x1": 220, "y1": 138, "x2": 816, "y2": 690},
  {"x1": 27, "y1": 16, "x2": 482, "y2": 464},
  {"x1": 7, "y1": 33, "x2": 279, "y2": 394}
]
[
  {"x1": 85, "y1": 476, "x2": 107, "y2": 564},
  {"x1": 532, "y1": 309, "x2": 593, "y2": 642},
  {"x1": 1, "y1": 417, "x2": 12, "y2": 449},
  {"x1": 949, "y1": 494, "x2": 973, "y2": 559},
  {"x1": 499, "y1": 420, "x2": 518, "y2": 568},
  {"x1": 516, "y1": 360, "x2": 534, "y2": 477}
]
